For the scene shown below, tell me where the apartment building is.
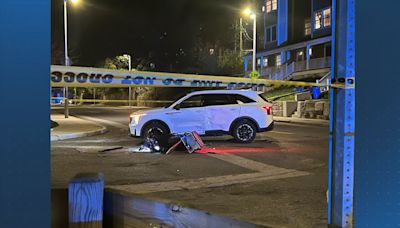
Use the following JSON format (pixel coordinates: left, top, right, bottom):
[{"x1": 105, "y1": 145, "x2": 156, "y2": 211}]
[{"x1": 244, "y1": 0, "x2": 332, "y2": 81}]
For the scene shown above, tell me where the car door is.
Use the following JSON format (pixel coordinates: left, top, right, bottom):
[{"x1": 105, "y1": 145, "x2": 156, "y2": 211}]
[
  {"x1": 166, "y1": 94, "x2": 206, "y2": 134},
  {"x1": 203, "y1": 94, "x2": 241, "y2": 132}
]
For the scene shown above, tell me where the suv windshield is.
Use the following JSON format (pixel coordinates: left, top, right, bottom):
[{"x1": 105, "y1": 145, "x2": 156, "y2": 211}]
[{"x1": 164, "y1": 94, "x2": 186, "y2": 108}]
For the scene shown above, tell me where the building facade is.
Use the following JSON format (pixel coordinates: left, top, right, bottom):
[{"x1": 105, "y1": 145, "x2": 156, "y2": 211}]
[{"x1": 244, "y1": 0, "x2": 332, "y2": 81}]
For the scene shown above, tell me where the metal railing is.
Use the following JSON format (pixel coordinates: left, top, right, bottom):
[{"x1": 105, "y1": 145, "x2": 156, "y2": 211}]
[{"x1": 258, "y1": 56, "x2": 331, "y2": 80}]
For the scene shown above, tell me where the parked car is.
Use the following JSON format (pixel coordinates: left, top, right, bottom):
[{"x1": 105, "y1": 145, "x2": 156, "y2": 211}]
[{"x1": 129, "y1": 90, "x2": 274, "y2": 143}]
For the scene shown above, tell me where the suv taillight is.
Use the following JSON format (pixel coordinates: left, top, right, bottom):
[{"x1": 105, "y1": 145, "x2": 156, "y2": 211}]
[{"x1": 263, "y1": 105, "x2": 272, "y2": 115}]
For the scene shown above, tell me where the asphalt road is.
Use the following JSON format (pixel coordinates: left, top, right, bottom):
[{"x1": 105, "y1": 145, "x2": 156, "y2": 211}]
[{"x1": 51, "y1": 106, "x2": 329, "y2": 228}]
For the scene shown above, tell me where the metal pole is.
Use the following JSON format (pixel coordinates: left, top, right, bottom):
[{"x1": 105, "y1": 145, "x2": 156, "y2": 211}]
[
  {"x1": 328, "y1": 0, "x2": 355, "y2": 227},
  {"x1": 74, "y1": 87, "x2": 77, "y2": 105},
  {"x1": 63, "y1": 0, "x2": 69, "y2": 118},
  {"x1": 252, "y1": 14, "x2": 257, "y2": 71},
  {"x1": 128, "y1": 54, "x2": 132, "y2": 107},
  {"x1": 239, "y1": 17, "x2": 243, "y2": 54}
]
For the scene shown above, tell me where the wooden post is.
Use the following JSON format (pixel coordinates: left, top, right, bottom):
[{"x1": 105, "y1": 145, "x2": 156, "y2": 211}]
[{"x1": 68, "y1": 173, "x2": 104, "y2": 228}]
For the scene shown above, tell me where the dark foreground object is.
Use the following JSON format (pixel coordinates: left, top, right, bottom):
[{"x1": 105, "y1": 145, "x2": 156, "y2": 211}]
[
  {"x1": 103, "y1": 192, "x2": 269, "y2": 228},
  {"x1": 52, "y1": 189, "x2": 268, "y2": 227},
  {"x1": 69, "y1": 173, "x2": 104, "y2": 228}
]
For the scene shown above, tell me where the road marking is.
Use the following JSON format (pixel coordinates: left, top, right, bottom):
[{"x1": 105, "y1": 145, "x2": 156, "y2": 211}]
[
  {"x1": 270, "y1": 130, "x2": 294, "y2": 135},
  {"x1": 207, "y1": 153, "x2": 288, "y2": 173},
  {"x1": 75, "y1": 115, "x2": 127, "y2": 129},
  {"x1": 107, "y1": 171, "x2": 309, "y2": 194},
  {"x1": 108, "y1": 153, "x2": 309, "y2": 194},
  {"x1": 108, "y1": 170, "x2": 309, "y2": 194}
]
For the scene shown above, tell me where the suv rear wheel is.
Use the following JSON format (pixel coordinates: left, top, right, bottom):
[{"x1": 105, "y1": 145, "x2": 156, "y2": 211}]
[{"x1": 232, "y1": 119, "x2": 257, "y2": 143}]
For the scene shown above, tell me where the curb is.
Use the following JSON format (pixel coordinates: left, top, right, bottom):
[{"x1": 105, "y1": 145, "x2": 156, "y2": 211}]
[
  {"x1": 51, "y1": 126, "x2": 108, "y2": 142},
  {"x1": 273, "y1": 117, "x2": 329, "y2": 126}
]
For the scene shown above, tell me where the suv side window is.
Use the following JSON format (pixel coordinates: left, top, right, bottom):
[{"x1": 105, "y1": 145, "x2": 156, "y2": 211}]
[
  {"x1": 178, "y1": 95, "x2": 203, "y2": 108},
  {"x1": 202, "y1": 94, "x2": 237, "y2": 106},
  {"x1": 234, "y1": 94, "x2": 256, "y2": 104}
]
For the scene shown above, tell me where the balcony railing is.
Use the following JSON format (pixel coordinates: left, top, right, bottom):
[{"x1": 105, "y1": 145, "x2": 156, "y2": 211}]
[{"x1": 258, "y1": 56, "x2": 331, "y2": 80}]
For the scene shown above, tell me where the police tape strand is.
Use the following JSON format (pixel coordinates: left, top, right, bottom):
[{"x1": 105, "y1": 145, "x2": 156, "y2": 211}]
[
  {"x1": 51, "y1": 97, "x2": 173, "y2": 103},
  {"x1": 50, "y1": 65, "x2": 344, "y2": 89}
]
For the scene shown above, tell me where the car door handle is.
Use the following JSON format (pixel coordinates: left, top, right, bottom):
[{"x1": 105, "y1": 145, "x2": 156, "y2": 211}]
[{"x1": 166, "y1": 112, "x2": 181, "y2": 115}]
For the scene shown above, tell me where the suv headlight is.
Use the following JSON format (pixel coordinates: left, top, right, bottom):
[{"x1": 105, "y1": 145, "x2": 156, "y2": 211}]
[{"x1": 130, "y1": 114, "x2": 146, "y2": 124}]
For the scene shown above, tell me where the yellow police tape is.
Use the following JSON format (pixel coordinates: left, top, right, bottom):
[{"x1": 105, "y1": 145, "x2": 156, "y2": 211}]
[
  {"x1": 51, "y1": 65, "x2": 344, "y2": 89},
  {"x1": 51, "y1": 97, "x2": 173, "y2": 103}
]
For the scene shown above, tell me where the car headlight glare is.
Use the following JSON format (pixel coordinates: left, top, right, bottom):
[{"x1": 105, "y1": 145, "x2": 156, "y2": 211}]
[{"x1": 130, "y1": 114, "x2": 146, "y2": 123}]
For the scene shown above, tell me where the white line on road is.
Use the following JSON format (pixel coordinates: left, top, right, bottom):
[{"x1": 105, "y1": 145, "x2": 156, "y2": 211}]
[
  {"x1": 75, "y1": 115, "x2": 127, "y2": 129},
  {"x1": 207, "y1": 153, "x2": 290, "y2": 173},
  {"x1": 108, "y1": 170, "x2": 309, "y2": 194},
  {"x1": 107, "y1": 153, "x2": 309, "y2": 194}
]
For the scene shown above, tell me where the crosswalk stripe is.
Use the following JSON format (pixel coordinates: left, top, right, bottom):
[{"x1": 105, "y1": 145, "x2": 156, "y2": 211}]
[{"x1": 108, "y1": 169, "x2": 309, "y2": 195}]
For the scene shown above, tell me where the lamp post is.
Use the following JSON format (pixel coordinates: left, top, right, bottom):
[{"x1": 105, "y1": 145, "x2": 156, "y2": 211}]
[
  {"x1": 243, "y1": 8, "x2": 257, "y2": 72},
  {"x1": 63, "y1": 0, "x2": 79, "y2": 118},
  {"x1": 123, "y1": 54, "x2": 132, "y2": 107}
]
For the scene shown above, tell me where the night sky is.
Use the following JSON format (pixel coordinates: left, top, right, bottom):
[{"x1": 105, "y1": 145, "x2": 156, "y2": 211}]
[{"x1": 52, "y1": 0, "x2": 250, "y2": 72}]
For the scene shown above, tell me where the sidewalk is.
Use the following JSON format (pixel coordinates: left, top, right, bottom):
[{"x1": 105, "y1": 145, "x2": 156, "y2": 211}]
[
  {"x1": 51, "y1": 114, "x2": 107, "y2": 141},
  {"x1": 273, "y1": 116, "x2": 330, "y2": 126}
]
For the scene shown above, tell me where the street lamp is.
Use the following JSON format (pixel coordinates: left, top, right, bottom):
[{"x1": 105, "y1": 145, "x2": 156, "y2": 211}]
[
  {"x1": 123, "y1": 54, "x2": 133, "y2": 107},
  {"x1": 243, "y1": 8, "x2": 257, "y2": 72},
  {"x1": 63, "y1": 0, "x2": 80, "y2": 118}
]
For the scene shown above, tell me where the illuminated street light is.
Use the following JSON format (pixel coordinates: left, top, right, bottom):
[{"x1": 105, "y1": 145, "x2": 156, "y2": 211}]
[
  {"x1": 243, "y1": 8, "x2": 252, "y2": 16},
  {"x1": 242, "y1": 8, "x2": 257, "y2": 72},
  {"x1": 63, "y1": 0, "x2": 81, "y2": 118}
]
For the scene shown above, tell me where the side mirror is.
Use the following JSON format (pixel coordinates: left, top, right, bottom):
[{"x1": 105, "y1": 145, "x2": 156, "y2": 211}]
[{"x1": 174, "y1": 104, "x2": 180, "y2": 110}]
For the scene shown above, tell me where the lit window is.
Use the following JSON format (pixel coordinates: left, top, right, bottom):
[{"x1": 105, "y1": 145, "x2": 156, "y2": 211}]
[
  {"x1": 266, "y1": 0, "x2": 277, "y2": 13},
  {"x1": 323, "y1": 8, "x2": 331, "y2": 27},
  {"x1": 305, "y1": 19, "x2": 311, "y2": 36},
  {"x1": 314, "y1": 7, "x2": 331, "y2": 30},
  {"x1": 309, "y1": 48, "x2": 313, "y2": 56},
  {"x1": 272, "y1": 0, "x2": 277, "y2": 11},
  {"x1": 262, "y1": 6, "x2": 265, "y2": 12},
  {"x1": 257, "y1": 58, "x2": 261, "y2": 66},
  {"x1": 266, "y1": 0, "x2": 272, "y2": 13},
  {"x1": 315, "y1": 11, "x2": 322, "y2": 29},
  {"x1": 209, "y1": 48, "x2": 214, "y2": 55},
  {"x1": 276, "y1": 55, "x2": 281, "y2": 66},
  {"x1": 263, "y1": 58, "x2": 268, "y2": 67}
]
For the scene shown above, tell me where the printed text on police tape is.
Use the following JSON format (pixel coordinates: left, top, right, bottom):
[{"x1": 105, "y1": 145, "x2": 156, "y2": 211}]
[{"x1": 51, "y1": 71, "x2": 267, "y2": 89}]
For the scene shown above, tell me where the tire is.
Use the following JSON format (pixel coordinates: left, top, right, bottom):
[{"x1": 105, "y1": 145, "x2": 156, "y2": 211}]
[
  {"x1": 231, "y1": 119, "x2": 257, "y2": 143},
  {"x1": 141, "y1": 121, "x2": 170, "y2": 139}
]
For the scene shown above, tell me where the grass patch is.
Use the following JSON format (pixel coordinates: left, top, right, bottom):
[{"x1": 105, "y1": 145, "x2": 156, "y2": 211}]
[
  {"x1": 51, "y1": 120, "x2": 59, "y2": 129},
  {"x1": 260, "y1": 86, "x2": 298, "y2": 101},
  {"x1": 274, "y1": 94, "x2": 295, "y2": 101}
]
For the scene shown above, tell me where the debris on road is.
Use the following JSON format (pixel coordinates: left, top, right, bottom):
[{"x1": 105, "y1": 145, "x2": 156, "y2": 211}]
[{"x1": 98, "y1": 146, "x2": 124, "y2": 153}]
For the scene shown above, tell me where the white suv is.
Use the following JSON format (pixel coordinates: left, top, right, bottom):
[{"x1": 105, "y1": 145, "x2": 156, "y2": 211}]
[{"x1": 129, "y1": 90, "x2": 274, "y2": 143}]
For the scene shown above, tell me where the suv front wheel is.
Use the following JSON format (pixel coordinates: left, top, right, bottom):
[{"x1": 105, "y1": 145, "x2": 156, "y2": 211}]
[{"x1": 232, "y1": 119, "x2": 257, "y2": 143}]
